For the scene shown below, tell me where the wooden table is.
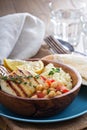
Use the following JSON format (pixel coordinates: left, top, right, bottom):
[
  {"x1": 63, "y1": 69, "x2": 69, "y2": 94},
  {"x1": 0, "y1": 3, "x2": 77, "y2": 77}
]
[
  {"x1": 0, "y1": 0, "x2": 87, "y2": 130},
  {"x1": 0, "y1": 0, "x2": 50, "y2": 23}
]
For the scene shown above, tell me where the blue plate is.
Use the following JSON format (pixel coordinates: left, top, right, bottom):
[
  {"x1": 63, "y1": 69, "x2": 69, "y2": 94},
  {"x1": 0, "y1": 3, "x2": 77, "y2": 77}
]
[{"x1": 0, "y1": 86, "x2": 87, "y2": 123}]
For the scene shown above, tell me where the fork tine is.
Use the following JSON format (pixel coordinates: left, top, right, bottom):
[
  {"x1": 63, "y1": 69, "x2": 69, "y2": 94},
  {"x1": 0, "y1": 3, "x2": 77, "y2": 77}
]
[
  {"x1": 0, "y1": 65, "x2": 8, "y2": 76},
  {"x1": 44, "y1": 37, "x2": 61, "y2": 54},
  {"x1": 44, "y1": 35, "x2": 70, "y2": 54},
  {"x1": 45, "y1": 36, "x2": 66, "y2": 54},
  {"x1": 49, "y1": 36, "x2": 69, "y2": 53},
  {"x1": 44, "y1": 36, "x2": 63, "y2": 54},
  {"x1": 48, "y1": 36, "x2": 67, "y2": 54}
]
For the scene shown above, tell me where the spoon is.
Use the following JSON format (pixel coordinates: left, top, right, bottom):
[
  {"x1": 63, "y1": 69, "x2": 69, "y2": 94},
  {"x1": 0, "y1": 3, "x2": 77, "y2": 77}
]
[{"x1": 58, "y1": 39, "x2": 87, "y2": 56}]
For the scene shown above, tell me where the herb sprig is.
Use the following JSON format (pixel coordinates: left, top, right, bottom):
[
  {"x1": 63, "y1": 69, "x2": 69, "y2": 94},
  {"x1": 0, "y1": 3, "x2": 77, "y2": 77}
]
[
  {"x1": 0, "y1": 74, "x2": 39, "y2": 84},
  {"x1": 48, "y1": 68, "x2": 60, "y2": 76}
]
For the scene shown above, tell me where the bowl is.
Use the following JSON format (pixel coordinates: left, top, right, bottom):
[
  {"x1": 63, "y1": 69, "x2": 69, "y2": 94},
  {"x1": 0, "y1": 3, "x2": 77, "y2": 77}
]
[{"x1": 0, "y1": 59, "x2": 82, "y2": 117}]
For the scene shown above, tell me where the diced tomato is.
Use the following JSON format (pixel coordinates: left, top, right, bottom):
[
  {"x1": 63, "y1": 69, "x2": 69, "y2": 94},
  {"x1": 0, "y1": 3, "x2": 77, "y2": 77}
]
[
  {"x1": 55, "y1": 82, "x2": 69, "y2": 93},
  {"x1": 60, "y1": 86, "x2": 69, "y2": 93},
  {"x1": 46, "y1": 79, "x2": 55, "y2": 86},
  {"x1": 55, "y1": 86, "x2": 60, "y2": 91},
  {"x1": 41, "y1": 76, "x2": 47, "y2": 81},
  {"x1": 41, "y1": 76, "x2": 55, "y2": 86},
  {"x1": 50, "y1": 79, "x2": 55, "y2": 83},
  {"x1": 58, "y1": 82, "x2": 64, "y2": 87},
  {"x1": 55, "y1": 82, "x2": 64, "y2": 91},
  {"x1": 58, "y1": 85, "x2": 69, "y2": 93},
  {"x1": 37, "y1": 92, "x2": 45, "y2": 98}
]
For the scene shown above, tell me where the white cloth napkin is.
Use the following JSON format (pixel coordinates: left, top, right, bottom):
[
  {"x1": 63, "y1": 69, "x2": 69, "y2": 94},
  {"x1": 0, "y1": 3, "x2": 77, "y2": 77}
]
[{"x1": 0, "y1": 13, "x2": 45, "y2": 62}]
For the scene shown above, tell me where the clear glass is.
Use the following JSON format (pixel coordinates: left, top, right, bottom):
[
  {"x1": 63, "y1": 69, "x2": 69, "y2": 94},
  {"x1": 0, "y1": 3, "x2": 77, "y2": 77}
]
[
  {"x1": 82, "y1": 33, "x2": 87, "y2": 54},
  {"x1": 81, "y1": 13, "x2": 87, "y2": 54},
  {"x1": 48, "y1": 0, "x2": 86, "y2": 47}
]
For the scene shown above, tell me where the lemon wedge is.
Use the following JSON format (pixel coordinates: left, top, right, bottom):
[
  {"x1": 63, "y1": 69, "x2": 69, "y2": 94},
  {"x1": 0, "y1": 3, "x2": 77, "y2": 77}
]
[
  {"x1": 18, "y1": 60, "x2": 44, "y2": 74},
  {"x1": 3, "y1": 58, "x2": 28, "y2": 71},
  {"x1": 31, "y1": 60, "x2": 44, "y2": 74}
]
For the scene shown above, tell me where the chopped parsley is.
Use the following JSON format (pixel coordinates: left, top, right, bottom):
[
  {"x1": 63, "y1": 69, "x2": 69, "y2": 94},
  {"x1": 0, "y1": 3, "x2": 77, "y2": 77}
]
[
  {"x1": 48, "y1": 71, "x2": 54, "y2": 75},
  {"x1": 29, "y1": 82, "x2": 32, "y2": 86},
  {"x1": 48, "y1": 68, "x2": 60, "y2": 75},
  {"x1": 27, "y1": 75, "x2": 33, "y2": 79},
  {"x1": 1, "y1": 76, "x2": 8, "y2": 80},
  {"x1": 47, "y1": 89, "x2": 50, "y2": 94},
  {"x1": 0, "y1": 74, "x2": 33, "y2": 85},
  {"x1": 24, "y1": 82, "x2": 27, "y2": 85},
  {"x1": 0, "y1": 75, "x2": 23, "y2": 84},
  {"x1": 33, "y1": 85, "x2": 36, "y2": 88},
  {"x1": 34, "y1": 75, "x2": 40, "y2": 79}
]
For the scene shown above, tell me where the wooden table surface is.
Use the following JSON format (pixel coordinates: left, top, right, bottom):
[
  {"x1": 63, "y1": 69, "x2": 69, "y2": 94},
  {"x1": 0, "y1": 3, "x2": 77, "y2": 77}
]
[{"x1": 0, "y1": 0, "x2": 50, "y2": 23}]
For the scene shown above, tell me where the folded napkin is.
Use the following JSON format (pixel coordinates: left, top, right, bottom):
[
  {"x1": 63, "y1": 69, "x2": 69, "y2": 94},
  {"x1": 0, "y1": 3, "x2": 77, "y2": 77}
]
[{"x1": 0, "y1": 13, "x2": 45, "y2": 62}]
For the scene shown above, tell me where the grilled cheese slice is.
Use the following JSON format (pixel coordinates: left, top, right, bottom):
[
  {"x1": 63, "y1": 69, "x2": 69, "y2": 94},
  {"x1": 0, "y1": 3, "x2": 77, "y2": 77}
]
[{"x1": 0, "y1": 69, "x2": 39, "y2": 97}]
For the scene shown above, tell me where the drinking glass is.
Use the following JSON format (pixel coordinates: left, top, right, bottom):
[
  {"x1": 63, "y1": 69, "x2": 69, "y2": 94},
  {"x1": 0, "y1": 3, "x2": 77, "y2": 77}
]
[
  {"x1": 81, "y1": 14, "x2": 87, "y2": 54},
  {"x1": 48, "y1": 0, "x2": 86, "y2": 47}
]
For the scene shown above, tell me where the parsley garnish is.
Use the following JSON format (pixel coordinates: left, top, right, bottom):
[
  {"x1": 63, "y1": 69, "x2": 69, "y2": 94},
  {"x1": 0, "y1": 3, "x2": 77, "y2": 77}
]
[
  {"x1": 34, "y1": 75, "x2": 40, "y2": 79},
  {"x1": 27, "y1": 75, "x2": 33, "y2": 79},
  {"x1": 29, "y1": 82, "x2": 32, "y2": 86},
  {"x1": 24, "y1": 82, "x2": 27, "y2": 85},
  {"x1": 0, "y1": 75, "x2": 33, "y2": 84},
  {"x1": 48, "y1": 71, "x2": 54, "y2": 75},
  {"x1": 33, "y1": 85, "x2": 36, "y2": 88},
  {"x1": 47, "y1": 89, "x2": 50, "y2": 94},
  {"x1": 48, "y1": 68, "x2": 60, "y2": 75},
  {"x1": 1, "y1": 76, "x2": 8, "y2": 80}
]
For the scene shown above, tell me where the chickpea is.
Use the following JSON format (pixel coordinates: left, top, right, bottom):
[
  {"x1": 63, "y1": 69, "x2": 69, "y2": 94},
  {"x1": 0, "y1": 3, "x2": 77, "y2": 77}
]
[
  {"x1": 43, "y1": 83, "x2": 49, "y2": 89},
  {"x1": 42, "y1": 90, "x2": 47, "y2": 95},
  {"x1": 51, "y1": 81, "x2": 59, "y2": 88},
  {"x1": 36, "y1": 84, "x2": 44, "y2": 91},
  {"x1": 49, "y1": 87, "x2": 55, "y2": 91},
  {"x1": 37, "y1": 90, "x2": 41, "y2": 93},
  {"x1": 44, "y1": 95, "x2": 49, "y2": 98},
  {"x1": 31, "y1": 95, "x2": 38, "y2": 98},
  {"x1": 48, "y1": 91, "x2": 56, "y2": 98},
  {"x1": 56, "y1": 91, "x2": 62, "y2": 96}
]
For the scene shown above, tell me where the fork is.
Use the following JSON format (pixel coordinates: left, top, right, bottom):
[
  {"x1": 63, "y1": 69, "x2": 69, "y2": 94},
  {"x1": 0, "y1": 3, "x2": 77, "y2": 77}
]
[
  {"x1": 0, "y1": 65, "x2": 9, "y2": 76},
  {"x1": 44, "y1": 35, "x2": 70, "y2": 54},
  {"x1": 44, "y1": 35, "x2": 87, "y2": 56}
]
